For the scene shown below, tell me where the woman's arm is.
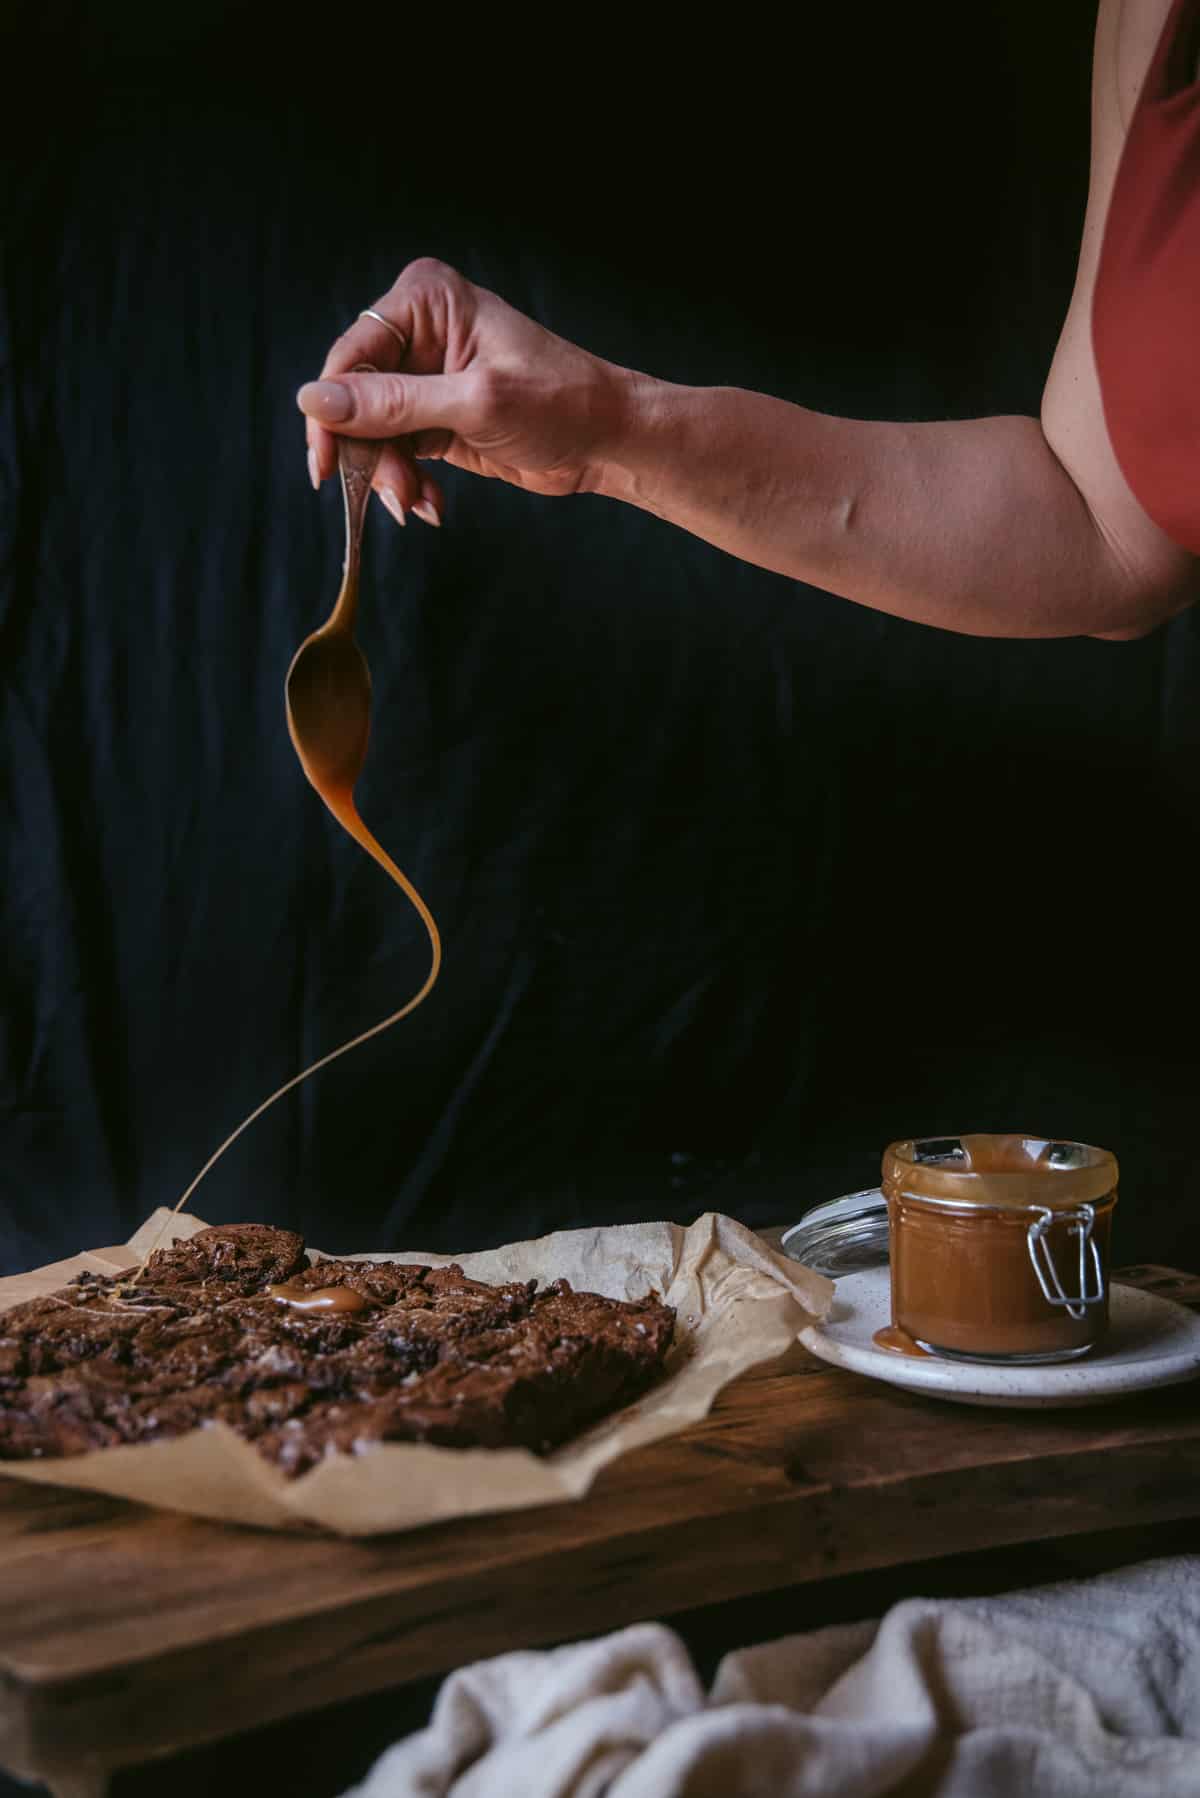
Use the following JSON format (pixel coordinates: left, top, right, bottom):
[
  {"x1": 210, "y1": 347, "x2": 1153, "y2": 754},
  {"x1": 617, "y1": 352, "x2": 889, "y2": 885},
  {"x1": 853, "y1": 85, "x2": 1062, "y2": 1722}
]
[
  {"x1": 299, "y1": 0, "x2": 1197, "y2": 641},
  {"x1": 591, "y1": 0, "x2": 1197, "y2": 639},
  {"x1": 591, "y1": 392, "x2": 1171, "y2": 640}
]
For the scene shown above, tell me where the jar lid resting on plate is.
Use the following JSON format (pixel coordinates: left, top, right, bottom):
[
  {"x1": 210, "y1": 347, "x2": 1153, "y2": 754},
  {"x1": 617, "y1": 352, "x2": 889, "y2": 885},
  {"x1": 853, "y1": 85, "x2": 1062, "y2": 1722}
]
[{"x1": 780, "y1": 1190, "x2": 889, "y2": 1278}]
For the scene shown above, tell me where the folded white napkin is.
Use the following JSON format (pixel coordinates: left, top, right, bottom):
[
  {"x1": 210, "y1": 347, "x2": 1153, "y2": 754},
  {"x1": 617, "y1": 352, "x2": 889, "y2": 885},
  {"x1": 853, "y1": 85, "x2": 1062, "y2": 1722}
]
[{"x1": 344, "y1": 1555, "x2": 1200, "y2": 1797}]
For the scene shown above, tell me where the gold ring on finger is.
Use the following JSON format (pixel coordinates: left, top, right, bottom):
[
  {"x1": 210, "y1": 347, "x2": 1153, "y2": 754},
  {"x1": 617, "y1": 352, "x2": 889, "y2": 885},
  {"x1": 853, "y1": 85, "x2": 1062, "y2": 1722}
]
[{"x1": 358, "y1": 308, "x2": 408, "y2": 353}]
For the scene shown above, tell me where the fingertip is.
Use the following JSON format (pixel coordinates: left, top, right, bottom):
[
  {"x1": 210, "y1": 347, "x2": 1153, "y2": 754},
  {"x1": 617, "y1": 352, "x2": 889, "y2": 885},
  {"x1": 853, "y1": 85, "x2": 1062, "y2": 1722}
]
[
  {"x1": 378, "y1": 487, "x2": 407, "y2": 526},
  {"x1": 411, "y1": 474, "x2": 445, "y2": 526},
  {"x1": 298, "y1": 379, "x2": 353, "y2": 424},
  {"x1": 374, "y1": 445, "x2": 420, "y2": 511},
  {"x1": 303, "y1": 421, "x2": 334, "y2": 487}
]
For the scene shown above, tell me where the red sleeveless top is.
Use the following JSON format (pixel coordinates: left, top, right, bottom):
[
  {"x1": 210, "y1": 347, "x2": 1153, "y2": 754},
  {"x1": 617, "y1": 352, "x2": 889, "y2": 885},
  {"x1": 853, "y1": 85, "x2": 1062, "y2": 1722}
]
[{"x1": 1093, "y1": 0, "x2": 1200, "y2": 554}]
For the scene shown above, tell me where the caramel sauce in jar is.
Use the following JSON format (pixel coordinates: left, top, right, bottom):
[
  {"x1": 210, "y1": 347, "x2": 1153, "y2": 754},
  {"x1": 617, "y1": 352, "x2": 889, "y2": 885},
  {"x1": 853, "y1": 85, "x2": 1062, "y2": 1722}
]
[{"x1": 880, "y1": 1135, "x2": 1118, "y2": 1363}]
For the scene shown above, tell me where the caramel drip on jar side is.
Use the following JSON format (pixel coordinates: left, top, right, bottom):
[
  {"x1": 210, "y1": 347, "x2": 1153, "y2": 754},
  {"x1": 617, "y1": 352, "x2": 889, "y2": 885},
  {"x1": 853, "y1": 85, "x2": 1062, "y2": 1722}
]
[
  {"x1": 267, "y1": 1282, "x2": 372, "y2": 1314},
  {"x1": 131, "y1": 776, "x2": 441, "y2": 1283}
]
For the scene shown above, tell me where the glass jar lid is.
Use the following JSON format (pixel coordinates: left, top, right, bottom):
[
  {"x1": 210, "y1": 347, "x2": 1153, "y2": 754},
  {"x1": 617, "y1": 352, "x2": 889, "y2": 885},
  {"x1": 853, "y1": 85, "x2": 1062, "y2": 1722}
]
[{"x1": 779, "y1": 1189, "x2": 889, "y2": 1277}]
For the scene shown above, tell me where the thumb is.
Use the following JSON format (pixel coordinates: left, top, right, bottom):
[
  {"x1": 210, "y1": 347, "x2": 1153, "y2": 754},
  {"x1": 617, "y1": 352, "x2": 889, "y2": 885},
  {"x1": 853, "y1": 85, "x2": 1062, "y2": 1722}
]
[{"x1": 296, "y1": 370, "x2": 470, "y2": 439}]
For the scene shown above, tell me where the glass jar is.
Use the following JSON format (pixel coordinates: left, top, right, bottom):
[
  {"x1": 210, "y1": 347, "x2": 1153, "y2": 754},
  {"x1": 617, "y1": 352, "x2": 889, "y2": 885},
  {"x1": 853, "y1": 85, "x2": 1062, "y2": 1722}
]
[{"x1": 882, "y1": 1135, "x2": 1118, "y2": 1363}]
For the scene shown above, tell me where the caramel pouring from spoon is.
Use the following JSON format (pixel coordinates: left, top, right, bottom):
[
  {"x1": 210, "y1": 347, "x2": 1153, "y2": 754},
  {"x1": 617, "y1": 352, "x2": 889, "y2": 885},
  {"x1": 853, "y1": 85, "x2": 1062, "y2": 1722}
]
[{"x1": 131, "y1": 385, "x2": 441, "y2": 1272}]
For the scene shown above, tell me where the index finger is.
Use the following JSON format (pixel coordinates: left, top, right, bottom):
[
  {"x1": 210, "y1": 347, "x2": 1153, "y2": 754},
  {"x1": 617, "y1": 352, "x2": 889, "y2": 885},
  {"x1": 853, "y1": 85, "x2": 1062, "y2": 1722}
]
[
  {"x1": 320, "y1": 306, "x2": 409, "y2": 382},
  {"x1": 307, "y1": 305, "x2": 412, "y2": 483}
]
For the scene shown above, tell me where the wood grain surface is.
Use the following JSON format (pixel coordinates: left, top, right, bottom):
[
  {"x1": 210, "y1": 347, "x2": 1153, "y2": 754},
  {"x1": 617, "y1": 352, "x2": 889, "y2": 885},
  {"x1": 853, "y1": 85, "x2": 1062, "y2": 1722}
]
[{"x1": 2, "y1": 1263, "x2": 1199, "y2": 1790}]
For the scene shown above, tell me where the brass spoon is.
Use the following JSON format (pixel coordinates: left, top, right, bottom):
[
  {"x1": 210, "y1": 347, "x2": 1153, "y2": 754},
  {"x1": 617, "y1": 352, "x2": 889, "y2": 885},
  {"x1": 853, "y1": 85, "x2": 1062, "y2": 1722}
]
[
  {"x1": 285, "y1": 367, "x2": 382, "y2": 803},
  {"x1": 285, "y1": 362, "x2": 442, "y2": 955}
]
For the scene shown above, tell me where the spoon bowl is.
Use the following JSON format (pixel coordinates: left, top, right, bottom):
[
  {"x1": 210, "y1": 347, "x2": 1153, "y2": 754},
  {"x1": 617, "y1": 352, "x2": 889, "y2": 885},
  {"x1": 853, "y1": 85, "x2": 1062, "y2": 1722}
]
[
  {"x1": 286, "y1": 626, "x2": 373, "y2": 792},
  {"x1": 285, "y1": 366, "x2": 382, "y2": 802}
]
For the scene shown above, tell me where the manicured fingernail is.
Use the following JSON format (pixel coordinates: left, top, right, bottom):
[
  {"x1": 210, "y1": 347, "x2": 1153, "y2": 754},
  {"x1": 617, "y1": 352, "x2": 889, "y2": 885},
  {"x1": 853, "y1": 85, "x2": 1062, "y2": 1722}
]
[
  {"x1": 411, "y1": 499, "x2": 441, "y2": 527},
  {"x1": 307, "y1": 447, "x2": 320, "y2": 491},
  {"x1": 379, "y1": 487, "x2": 406, "y2": 526},
  {"x1": 298, "y1": 380, "x2": 352, "y2": 423}
]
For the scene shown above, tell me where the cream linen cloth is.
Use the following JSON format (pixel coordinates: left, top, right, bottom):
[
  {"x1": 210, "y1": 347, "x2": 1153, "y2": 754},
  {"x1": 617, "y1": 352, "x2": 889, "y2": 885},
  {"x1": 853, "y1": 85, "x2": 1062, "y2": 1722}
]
[{"x1": 344, "y1": 1555, "x2": 1200, "y2": 1797}]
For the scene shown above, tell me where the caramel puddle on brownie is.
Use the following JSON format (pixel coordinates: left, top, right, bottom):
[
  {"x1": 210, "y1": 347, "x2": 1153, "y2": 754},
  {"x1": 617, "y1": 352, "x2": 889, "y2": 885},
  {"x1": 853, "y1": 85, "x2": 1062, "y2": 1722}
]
[{"x1": 267, "y1": 1283, "x2": 372, "y2": 1314}]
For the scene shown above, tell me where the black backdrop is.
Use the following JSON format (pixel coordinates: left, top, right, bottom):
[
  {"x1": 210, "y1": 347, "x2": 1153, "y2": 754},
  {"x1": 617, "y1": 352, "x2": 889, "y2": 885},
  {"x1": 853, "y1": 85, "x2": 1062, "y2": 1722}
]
[{"x1": 3, "y1": 1, "x2": 1198, "y2": 1280}]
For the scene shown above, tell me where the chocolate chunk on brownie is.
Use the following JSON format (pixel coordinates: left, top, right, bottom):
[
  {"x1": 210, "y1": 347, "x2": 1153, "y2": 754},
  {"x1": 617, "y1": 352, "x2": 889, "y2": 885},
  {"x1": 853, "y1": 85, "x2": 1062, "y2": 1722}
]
[
  {"x1": 0, "y1": 1288, "x2": 168, "y2": 1378},
  {"x1": 290, "y1": 1258, "x2": 538, "y2": 1322},
  {"x1": 0, "y1": 1227, "x2": 676, "y2": 1477},
  {"x1": 142, "y1": 1224, "x2": 308, "y2": 1292}
]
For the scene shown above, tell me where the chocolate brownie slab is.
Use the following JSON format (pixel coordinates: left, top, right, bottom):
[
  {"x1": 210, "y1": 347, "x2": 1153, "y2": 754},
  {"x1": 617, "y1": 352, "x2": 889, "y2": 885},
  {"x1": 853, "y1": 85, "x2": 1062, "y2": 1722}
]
[{"x1": 0, "y1": 1226, "x2": 675, "y2": 1476}]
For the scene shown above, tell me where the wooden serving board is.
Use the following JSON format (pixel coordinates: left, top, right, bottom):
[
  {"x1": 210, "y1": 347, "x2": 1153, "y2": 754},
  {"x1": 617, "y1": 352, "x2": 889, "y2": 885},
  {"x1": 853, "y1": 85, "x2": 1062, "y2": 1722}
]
[{"x1": 2, "y1": 1263, "x2": 1200, "y2": 1793}]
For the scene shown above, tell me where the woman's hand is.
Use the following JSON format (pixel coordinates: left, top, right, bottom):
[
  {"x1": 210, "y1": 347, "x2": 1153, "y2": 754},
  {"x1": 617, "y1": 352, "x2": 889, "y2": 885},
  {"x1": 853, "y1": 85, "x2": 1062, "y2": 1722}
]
[{"x1": 297, "y1": 259, "x2": 636, "y2": 525}]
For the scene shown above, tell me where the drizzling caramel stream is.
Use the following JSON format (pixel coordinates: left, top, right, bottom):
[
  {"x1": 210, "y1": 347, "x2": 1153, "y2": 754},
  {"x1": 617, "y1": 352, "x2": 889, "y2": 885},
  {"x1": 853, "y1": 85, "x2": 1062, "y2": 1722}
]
[{"x1": 131, "y1": 780, "x2": 440, "y2": 1281}]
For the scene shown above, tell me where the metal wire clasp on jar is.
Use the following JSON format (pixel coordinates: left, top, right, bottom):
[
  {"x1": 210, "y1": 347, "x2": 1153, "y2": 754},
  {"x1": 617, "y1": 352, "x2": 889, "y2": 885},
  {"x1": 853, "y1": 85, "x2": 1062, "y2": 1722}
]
[{"x1": 882, "y1": 1135, "x2": 1119, "y2": 1364}]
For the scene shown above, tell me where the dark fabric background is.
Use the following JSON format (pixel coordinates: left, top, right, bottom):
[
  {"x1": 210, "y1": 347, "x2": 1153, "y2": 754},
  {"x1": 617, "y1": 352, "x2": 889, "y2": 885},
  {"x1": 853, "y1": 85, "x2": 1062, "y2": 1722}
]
[{"x1": 2, "y1": 0, "x2": 1198, "y2": 1285}]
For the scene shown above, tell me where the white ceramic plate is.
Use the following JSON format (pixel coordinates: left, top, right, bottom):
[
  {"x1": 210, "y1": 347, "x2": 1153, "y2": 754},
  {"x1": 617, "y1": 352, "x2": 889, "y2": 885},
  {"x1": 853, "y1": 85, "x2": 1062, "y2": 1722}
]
[{"x1": 798, "y1": 1266, "x2": 1200, "y2": 1407}]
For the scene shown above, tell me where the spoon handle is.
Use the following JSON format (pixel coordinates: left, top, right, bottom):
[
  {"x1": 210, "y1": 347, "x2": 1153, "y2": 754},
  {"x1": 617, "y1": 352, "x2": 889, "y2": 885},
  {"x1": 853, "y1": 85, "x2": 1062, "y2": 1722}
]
[{"x1": 333, "y1": 363, "x2": 384, "y2": 629}]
